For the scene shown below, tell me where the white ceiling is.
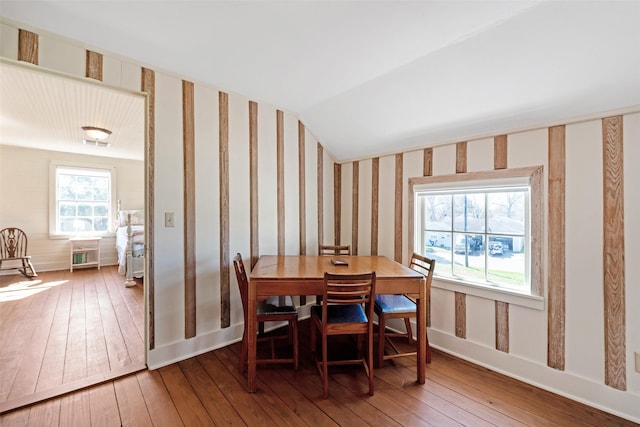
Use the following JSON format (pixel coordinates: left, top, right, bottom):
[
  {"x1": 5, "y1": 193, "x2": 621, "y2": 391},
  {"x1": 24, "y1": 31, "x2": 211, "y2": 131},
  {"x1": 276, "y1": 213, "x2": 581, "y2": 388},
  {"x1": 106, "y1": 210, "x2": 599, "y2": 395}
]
[
  {"x1": 0, "y1": 60, "x2": 146, "y2": 160},
  {"x1": 1, "y1": 1, "x2": 639, "y2": 162}
]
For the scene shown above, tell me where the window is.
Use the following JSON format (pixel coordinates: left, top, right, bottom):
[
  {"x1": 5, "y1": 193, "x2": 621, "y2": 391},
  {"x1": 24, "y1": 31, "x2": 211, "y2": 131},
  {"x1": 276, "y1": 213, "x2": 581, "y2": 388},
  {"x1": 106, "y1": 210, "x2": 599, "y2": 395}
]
[
  {"x1": 50, "y1": 162, "x2": 116, "y2": 236},
  {"x1": 410, "y1": 167, "x2": 543, "y2": 308}
]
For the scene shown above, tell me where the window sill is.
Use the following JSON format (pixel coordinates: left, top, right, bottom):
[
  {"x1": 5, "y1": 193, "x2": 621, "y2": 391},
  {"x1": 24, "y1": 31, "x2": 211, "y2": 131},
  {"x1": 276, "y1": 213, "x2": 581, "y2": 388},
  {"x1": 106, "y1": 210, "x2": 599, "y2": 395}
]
[{"x1": 432, "y1": 277, "x2": 545, "y2": 310}]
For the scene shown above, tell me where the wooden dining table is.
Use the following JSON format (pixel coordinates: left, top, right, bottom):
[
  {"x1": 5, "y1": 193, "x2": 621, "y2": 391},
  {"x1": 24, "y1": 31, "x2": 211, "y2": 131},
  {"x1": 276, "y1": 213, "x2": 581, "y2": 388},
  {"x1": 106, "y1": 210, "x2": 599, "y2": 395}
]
[{"x1": 247, "y1": 255, "x2": 427, "y2": 393}]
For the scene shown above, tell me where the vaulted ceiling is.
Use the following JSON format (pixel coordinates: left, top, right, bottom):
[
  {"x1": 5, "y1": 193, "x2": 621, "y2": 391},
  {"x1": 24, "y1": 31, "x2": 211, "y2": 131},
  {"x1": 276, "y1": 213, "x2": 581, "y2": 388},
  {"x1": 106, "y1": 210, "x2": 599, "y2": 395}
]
[{"x1": 1, "y1": 1, "x2": 639, "y2": 162}]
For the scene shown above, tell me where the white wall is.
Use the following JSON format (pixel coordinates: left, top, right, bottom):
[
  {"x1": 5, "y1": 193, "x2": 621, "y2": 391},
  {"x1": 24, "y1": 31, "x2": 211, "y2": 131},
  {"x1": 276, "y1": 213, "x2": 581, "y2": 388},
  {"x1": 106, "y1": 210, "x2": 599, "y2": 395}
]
[{"x1": 339, "y1": 115, "x2": 640, "y2": 422}]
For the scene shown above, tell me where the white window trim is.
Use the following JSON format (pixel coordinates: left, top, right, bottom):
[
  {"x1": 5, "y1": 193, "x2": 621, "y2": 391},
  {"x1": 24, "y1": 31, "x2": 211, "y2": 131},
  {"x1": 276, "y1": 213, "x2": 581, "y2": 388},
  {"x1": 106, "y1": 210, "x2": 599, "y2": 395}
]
[
  {"x1": 408, "y1": 166, "x2": 544, "y2": 310},
  {"x1": 49, "y1": 160, "x2": 117, "y2": 239}
]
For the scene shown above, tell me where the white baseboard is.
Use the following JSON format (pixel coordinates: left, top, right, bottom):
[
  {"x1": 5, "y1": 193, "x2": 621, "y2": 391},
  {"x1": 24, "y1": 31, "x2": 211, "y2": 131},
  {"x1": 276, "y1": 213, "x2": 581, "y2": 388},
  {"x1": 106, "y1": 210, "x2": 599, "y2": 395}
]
[
  {"x1": 148, "y1": 323, "x2": 244, "y2": 370},
  {"x1": 146, "y1": 313, "x2": 311, "y2": 371}
]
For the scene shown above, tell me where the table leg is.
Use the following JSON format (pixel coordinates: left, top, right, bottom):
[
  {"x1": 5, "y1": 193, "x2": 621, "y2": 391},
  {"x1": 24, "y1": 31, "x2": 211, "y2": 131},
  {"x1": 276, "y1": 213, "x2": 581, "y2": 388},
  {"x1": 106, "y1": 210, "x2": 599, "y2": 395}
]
[
  {"x1": 247, "y1": 282, "x2": 257, "y2": 392},
  {"x1": 417, "y1": 278, "x2": 426, "y2": 384}
]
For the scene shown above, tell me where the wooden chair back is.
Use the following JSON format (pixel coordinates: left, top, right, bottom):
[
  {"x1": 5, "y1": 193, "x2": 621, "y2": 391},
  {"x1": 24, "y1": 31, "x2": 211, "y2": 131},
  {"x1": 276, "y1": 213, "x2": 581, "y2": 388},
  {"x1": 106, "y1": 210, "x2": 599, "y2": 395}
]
[
  {"x1": 318, "y1": 244, "x2": 351, "y2": 256},
  {"x1": 233, "y1": 253, "x2": 250, "y2": 321},
  {"x1": 0, "y1": 227, "x2": 37, "y2": 277},
  {"x1": 321, "y1": 271, "x2": 375, "y2": 334},
  {"x1": 409, "y1": 252, "x2": 435, "y2": 284},
  {"x1": 0, "y1": 227, "x2": 29, "y2": 260}
]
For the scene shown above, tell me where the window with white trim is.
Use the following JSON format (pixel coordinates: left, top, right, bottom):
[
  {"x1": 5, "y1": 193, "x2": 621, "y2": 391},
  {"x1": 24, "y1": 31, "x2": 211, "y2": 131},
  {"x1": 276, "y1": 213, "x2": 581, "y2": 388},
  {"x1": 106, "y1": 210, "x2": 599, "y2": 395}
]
[
  {"x1": 411, "y1": 167, "x2": 543, "y2": 304},
  {"x1": 51, "y1": 163, "x2": 116, "y2": 236}
]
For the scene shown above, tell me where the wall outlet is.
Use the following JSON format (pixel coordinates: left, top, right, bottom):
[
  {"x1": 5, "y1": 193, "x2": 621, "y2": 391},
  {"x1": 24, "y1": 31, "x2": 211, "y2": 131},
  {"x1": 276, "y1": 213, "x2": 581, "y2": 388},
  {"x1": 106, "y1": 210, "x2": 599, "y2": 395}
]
[
  {"x1": 635, "y1": 352, "x2": 640, "y2": 373},
  {"x1": 164, "y1": 212, "x2": 175, "y2": 228}
]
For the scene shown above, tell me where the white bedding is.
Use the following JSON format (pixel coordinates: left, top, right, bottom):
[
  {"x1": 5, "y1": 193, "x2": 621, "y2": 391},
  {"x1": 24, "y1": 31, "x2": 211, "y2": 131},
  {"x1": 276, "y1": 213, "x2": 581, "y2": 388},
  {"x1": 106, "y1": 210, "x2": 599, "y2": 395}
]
[{"x1": 116, "y1": 224, "x2": 144, "y2": 275}]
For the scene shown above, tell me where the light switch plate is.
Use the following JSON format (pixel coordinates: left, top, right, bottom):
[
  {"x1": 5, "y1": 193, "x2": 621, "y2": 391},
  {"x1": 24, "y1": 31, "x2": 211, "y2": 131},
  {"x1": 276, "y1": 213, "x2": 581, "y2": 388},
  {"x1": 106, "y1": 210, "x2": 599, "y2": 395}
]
[{"x1": 164, "y1": 212, "x2": 175, "y2": 228}]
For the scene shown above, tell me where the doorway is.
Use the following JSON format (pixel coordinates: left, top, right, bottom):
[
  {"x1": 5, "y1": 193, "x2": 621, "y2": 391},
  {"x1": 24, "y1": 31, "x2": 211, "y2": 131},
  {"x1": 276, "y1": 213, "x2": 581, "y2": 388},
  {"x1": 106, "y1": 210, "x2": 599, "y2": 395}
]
[{"x1": 0, "y1": 58, "x2": 150, "y2": 413}]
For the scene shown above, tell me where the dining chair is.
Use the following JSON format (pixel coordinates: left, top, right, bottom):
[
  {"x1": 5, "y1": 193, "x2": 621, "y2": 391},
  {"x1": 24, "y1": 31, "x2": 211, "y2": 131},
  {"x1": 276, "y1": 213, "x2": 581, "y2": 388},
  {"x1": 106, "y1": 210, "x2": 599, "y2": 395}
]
[
  {"x1": 316, "y1": 244, "x2": 352, "y2": 303},
  {"x1": 233, "y1": 253, "x2": 299, "y2": 373},
  {"x1": 318, "y1": 244, "x2": 351, "y2": 256},
  {"x1": 374, "y1": 252, "x2": 435, "y2": 368},
  {"x1": 310, "y1": 271, "x2": 376, "y2": 398},
  {"x1": 0, "y1": 227, "x2": 37, "y2": 278}
]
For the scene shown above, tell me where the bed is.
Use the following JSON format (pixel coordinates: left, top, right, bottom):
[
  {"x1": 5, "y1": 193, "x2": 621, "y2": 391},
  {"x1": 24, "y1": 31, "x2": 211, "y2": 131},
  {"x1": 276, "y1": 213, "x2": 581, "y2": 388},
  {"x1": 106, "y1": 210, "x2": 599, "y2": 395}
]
[{"x1": 115, "y1": 209, "x2": 145, "y2": 287}]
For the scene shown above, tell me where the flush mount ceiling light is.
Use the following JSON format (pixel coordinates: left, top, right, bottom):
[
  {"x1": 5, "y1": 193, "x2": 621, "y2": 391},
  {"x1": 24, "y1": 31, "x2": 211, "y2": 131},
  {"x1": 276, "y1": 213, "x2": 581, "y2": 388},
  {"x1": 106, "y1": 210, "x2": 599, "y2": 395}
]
[{"x1": 82, "y1": 126, "x2": 112, "y2": 147}]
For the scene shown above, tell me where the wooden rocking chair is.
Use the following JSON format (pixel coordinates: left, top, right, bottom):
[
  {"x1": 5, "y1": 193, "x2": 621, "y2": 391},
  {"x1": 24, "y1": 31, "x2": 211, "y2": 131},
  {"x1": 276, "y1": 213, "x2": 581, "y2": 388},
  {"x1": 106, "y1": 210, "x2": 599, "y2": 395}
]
[{"x1": 0, "y1": 227, "x2": 37, "y2": 278}]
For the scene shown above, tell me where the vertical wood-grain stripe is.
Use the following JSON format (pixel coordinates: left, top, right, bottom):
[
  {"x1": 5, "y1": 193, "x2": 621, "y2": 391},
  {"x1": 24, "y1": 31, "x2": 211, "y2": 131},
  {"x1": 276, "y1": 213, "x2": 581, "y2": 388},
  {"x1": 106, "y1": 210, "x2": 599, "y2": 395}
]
[
  {"x1": 182, "y1": 80, "x2": 196, "y2": 339},
  {"x1": 352, "y1": 161, "x2": 359, "y2": 255},
  {"x1": 219, "y1": 91, "x2": 230, "y2": 328},
  {"x1": 423, "y1": 148, "x2": 433, "y2": 177},
  {"x1": 530, "y1": 167, "x2": 544, "y2": 298},
  {"x1": 394, "y1": 154, "x2": 403, "y2": 263},
  {"x1": 456, "y1": 142, "x2": 467, "y2": 174},
  {"x1": 547, "y1": 125, "x2": 566, "y2": 370},
  {"x1": 422, "y1": 148, "x2": 432, "y2": 325},
  {"x1": 455, "y1": 292, "x2": 466, "y2": 339},
  {"x1": 602, "y1": 116, "x2": 626, "y2": 390},
  {"x1": 455, "y1": 142, "x2": 467, "y2": 339},
  {"x1": 317, "y1": 143, "x2": 324, "y2": 250},
  {"x1": 495, "y1": 301, "x2": 509, "y2": 352},
  {"x1": 18, "y1": 29, "x2": 38, "y2": 64},
  {"x1": 249, "y1": 101, "x2": 259, "y2": 268},
  {"x1": 277, "y1": 110, "x2": 285, "y2": 255},
  {"x1": 494, "y1": 135, "x2": 508, "y2": 170},
  {"x1": 298, "y1": 122, "x2": 307, "y2": 305},
  {"x1": 494, "y1": 134, "x2": 509, "y2": 352},
  {"x1": 85, "y1": 51, "x2": 103, "y2": 81},
  {"x1": 334, "y1": 163, "x2": 342, "y2": 245},
  {"x1": 298, "y1": 121, "x2": 306, "y2": 256},
  {"x1": 371, "y1": 158, "x2": 379, "y2": 256},
  {"x1": 141, "y1": 67, "x2": 155, "y2": 349}
]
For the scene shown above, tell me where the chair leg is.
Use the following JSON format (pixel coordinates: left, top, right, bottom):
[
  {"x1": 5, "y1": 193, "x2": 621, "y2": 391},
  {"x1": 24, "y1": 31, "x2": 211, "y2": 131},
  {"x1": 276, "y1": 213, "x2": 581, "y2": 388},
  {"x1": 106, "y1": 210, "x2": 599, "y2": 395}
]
[
  {"x1": 322, "y1": 333, "x2": 329, "y2": 399},
  {"x1": 291, "y1": 319, "x2": 299, "y2": 370},
  {"x1": 310, "y1": 319, "x2": 316, "y2": 360},
  {"x1": 367, "y1": 330, "x2": 374, "y2": 396},
  {"x1": 238, "y1": 330, "x2": 248, "y2": 374},
  {"x1": 377, "y1": 315, "x2": 386, "y2": 368},
  {"x1": 426, "y1": 329, "x2": 432, "y2": 364},
  {"x1": 19, "y1": 258, "x2": 37, "y2": 278},
  {"x1": 404, "y1": 317, "x2": 413, "y2": 344}
]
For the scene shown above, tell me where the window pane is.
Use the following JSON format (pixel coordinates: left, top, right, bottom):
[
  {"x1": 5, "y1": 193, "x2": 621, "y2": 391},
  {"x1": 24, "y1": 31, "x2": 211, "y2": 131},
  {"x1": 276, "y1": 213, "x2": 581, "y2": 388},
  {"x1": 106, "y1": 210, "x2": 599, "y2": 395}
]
[
  {"x1": 74, "y1": 218, "x2": 93, "y2": 232},
  {"x1": 423, "y1": 194, "x2": 452, "y2": 231},
  {"x1": 59, "y1": 203, "x2": 76, "y2": 217},
  {"x1": 487, "y1": 241, "x2": 526, "y2": 288},
  {"x1": 94, "y1": 203, "x2": 108, "y2": 216},
  {"x1": 60, "y1": 218, "x2": 76, "y2": 232},
  {"x1": 94, "y1": 217, "x2": 109, "y2": 231},
  {"x1": 453, "y1": 193, "x2": 485, "y2": 233},
  {"x1": 93, "y1": 178, "x2": 109, "y2": 201},
  {"x1": 424, "y1": 230, "x2": 452, "y2": 257},
  {"x1": 429, "y1": 246, "x2": 452, "y2": 276},
  {"x1": 77, "y1": 204, "x2": 93, "y2": 216},
  {"x1": 487, "y1": 191, "x2": 525, "y2": 235},
  {"x1": 452, "y1": 233, "x2": 485, "y2": 282}
]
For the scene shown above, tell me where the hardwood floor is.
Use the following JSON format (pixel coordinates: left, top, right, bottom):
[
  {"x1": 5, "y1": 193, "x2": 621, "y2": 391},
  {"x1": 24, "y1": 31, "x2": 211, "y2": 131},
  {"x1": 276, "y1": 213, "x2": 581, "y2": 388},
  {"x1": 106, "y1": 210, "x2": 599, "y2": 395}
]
[
  {"x1": 1, "y1": 316, "x2": 635, "y2": 426},
  {"x1": 0, "y1": 266, "x2": 145, "y2": 413}
]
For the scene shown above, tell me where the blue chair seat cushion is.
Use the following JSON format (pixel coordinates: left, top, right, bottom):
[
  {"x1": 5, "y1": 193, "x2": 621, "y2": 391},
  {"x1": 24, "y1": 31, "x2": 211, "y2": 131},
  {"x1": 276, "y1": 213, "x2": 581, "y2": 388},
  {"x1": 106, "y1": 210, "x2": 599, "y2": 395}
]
[
  {"x1": 375, "y1": 294, "x2": 416, "y2": 314},
  {"x1": 311, "y1": 304, "x2": 367, "y2": 323}
]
